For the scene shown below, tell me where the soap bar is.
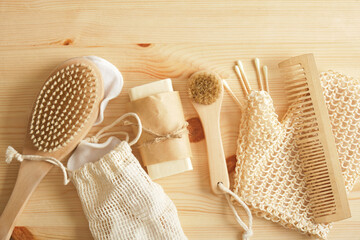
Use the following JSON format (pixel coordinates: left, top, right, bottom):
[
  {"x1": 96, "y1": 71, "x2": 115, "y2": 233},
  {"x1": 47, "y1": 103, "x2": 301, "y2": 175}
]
[
  {"x1": 129, "y1": 79, "x2": 173, "y2": 101},
  {"x1": 129, "y1": 79, "x2": 193, "y2": 180}
]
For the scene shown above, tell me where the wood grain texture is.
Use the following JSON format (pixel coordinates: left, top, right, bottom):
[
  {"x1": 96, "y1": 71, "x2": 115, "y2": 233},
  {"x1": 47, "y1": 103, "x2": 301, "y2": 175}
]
[{"x1": 0, "y1": 0, "x2": 360, "y2": 239}]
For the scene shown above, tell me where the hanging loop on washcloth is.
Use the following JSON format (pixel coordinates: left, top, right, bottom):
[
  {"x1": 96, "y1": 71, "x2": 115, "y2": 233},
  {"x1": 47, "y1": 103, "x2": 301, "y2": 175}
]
[
  {"x1": 218, "y1": 182, "x2": 253, "y2": 240},
  {"x1": 86, "y1": 112, "x2": 142, "y2": 146}
]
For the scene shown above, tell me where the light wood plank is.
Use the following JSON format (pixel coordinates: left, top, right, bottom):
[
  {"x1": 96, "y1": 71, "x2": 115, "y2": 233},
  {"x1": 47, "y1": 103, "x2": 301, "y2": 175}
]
[{"x1": 1, "y1": 1, "x2": 360, "y2": 239}]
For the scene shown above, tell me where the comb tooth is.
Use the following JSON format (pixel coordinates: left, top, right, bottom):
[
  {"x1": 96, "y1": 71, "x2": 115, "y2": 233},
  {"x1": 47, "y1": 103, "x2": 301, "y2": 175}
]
[
  {"x1": 303, "y1": 158, "x2": 326, "y2": 168},
  {"x1": 290, "y1": 100, "x2": 313, "y2": 110},
  {"x1": 301, "y1": 143, "x2": 323, "y2": 151},
  {"x1": 310, "y1": 190, "x2": 334, "y2": 201},
  {"x1": 313, "y1": 189, "x2": 333, "y2": 200},
  {"x1": 286, "y1": 84, "x2": 310, "y2": 95},
  {"x1": 307, "y1": 182, "x2": 332, "y2": 193},
  {"x1": 296, "y1": 126, "x2": 319, "y2": 135},
  {"x1": 302, "y1": 153, "x2": 325, "y2": 163},
  {"x1": 297, "y1": 131, "x2": 319, "y2": 140},
  {"x1": 312, "y1": 202, "x2": 336, "y2": 213},
  {"x1": 296, "y1": 119, "x2": 317, "y2": 129},
  {"x1": 297, "y1": 137, "x2": 321, "y2": 146},
  {"x1": 301, "y1": 150, "x2": 325, "y2": 160},
  {"x1": 306, "y1": 165, "x2": 329, "y2": 177},
  {"x1": 305, "y1": 164, "x2": 328, "y2": 175},
  {"x1": 279, "y1": 62, "x2": 303, "y2": 71},
  {"x1": 283, "y1": 74, "x2": 307, "y2": 84},
  {"x1": 295, "y1": 115, "x2": 317, "y2": 125},
  {"x1": 300, "y1": 144, "x2": 323, "y2": 153},
  {"x1": 304, "y1": 164, "x2": 328, "y2": 172},
  {"x1": 310, "y1": 197, "x2": 334, "y2": 208},
  {"x1": 288, "y1": 95, "x2": 312, "y2": 104},
  {"x1": 287, "y1": 91, "x2": 310, "y2": 101},
  {"x1": 284, "y1": 80, "x2": 308, "y2": 89},
  {"x1": 311, "y1": 193, "x2": 335, "y2": 203},
  {"x1": 295, "y1": 111, "x2": 316, "y2": 121},
  {"x1": 306, "y1": 173, "x2": 331, "y2": 184}
]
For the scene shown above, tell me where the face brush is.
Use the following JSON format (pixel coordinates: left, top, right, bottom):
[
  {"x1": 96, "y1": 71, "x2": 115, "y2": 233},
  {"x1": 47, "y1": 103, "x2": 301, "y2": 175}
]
[
  {"x1": 188, "y1": 71, "x2": 229, "y2": 194},
  {"x1": 0, "y1": 57, "x2": 104, "y2": 240}
]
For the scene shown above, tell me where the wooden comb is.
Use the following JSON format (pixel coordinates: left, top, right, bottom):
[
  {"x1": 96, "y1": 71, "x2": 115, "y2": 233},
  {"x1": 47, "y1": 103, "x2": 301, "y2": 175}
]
[
  {"x1": 0, "y1": 57, "x2": 103, "y2": 240},
  {"x1": 278, "y1": 54, "x2": 351, "y2": 223}
]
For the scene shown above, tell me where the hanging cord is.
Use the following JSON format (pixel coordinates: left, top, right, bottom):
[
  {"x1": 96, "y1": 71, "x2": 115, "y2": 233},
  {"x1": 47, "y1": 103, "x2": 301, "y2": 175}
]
[
  {"x1": 218, "y1": 182, "x2": 253, "y2": 240},
  {"x1": 86, "y1": 112, "x2": 142, "y2": 147},
  {"x1": 5, "y1": 112, "x2": 143, "y2": 185},
  {"x1": 5, "y1": 146, "x2": 71, "y2": 185}
]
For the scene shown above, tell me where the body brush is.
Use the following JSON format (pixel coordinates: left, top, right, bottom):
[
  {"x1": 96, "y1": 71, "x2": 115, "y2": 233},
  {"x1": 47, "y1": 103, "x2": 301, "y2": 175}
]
[
  {"x1": 0, "y1": 57, "x2": 103, "y2": 240},
  {"x1": 188, "y1": 71, "x2": 229, "y2": 194}
]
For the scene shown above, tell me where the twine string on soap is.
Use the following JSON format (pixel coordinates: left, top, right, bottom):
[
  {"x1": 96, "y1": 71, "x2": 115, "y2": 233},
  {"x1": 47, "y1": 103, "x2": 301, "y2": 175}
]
[
  {"x1": 5, "y1": 112, "x2": 143, "y2": 185},
  {"x1": 121, "y1": 120, "x2": 189, "y2": 147}
]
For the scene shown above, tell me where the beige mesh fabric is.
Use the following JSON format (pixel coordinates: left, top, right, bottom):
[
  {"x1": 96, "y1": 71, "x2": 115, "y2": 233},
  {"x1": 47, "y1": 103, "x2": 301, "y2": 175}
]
[
  {"x1": 71, "y1": 141, "x2": 187, "y2": 240},
  {"x1": 233, "y1": 71, "x2": 360, "y2": 239}
]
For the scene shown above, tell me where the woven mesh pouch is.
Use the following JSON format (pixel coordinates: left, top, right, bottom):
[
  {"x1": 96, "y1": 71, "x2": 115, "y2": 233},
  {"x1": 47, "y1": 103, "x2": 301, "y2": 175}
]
[
  {"x1": 233, "y1": 71, "x2": 360, "y2": 239},
  {"x1": 71, "y1": 141, "x2": 187, "y2": 240}
]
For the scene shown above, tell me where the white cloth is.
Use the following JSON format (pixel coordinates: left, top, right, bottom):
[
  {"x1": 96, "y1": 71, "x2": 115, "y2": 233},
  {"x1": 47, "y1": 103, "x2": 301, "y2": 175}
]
[
  {"x1": 84, "y1": 56, "x2": 123, "y2": 125},
  {"x1": 67, "y1": 56, "x2": 124, "y2": 171},
  {"x1": 67, "y1": 137, "x2": 121, "y2": 171}
]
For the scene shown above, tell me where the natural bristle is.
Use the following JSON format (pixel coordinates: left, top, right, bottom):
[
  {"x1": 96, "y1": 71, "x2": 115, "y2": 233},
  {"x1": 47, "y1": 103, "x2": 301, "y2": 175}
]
[
  {"x1": 29, "y1": 61, "x2": 99, "y2": 152},
  {"x1": 188, "y1": 71, "x2": 222, "y2": 105}
]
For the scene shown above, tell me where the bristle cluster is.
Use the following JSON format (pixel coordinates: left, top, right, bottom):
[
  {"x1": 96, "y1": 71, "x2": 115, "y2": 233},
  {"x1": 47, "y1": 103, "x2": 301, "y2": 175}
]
[
  {"x1": 280, "y1": 61, "x2": 341, "y2": 221},
  {"x1": 29, "y1": 62, "x2": 98, "y2": 152},
  {"x1": 188, "y1": 71, "x2": 221, "y2": 105}
]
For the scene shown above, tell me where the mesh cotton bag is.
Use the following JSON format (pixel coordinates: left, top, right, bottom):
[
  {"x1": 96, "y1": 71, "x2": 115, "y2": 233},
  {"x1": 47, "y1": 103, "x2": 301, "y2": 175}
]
[
  {"x1": 67, "y1": 113, "x2": 187, "y2": 240},
  {"x1": 233, "y1": 70, "x2": 360, "y2": 239}
]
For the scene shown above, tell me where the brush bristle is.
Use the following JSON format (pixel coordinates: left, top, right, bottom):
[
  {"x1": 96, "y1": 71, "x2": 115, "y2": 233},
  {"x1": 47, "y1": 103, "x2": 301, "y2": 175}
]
[
  {"x1": 188, "y1": 71, "x2": 222, "y2": 105},
  {"x1": 30, "y1": 62, "x2": 98, "y2": 152}
]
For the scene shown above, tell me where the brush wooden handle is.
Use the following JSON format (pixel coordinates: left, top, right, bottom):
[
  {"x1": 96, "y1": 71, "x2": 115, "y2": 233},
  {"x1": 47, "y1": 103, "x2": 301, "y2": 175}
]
[
  {"x1": 201, "y1": 114, "x2": 230, "y2": 194},
  {"x1": 0, "y1": 161, "x2": 53, "y2": 240}
]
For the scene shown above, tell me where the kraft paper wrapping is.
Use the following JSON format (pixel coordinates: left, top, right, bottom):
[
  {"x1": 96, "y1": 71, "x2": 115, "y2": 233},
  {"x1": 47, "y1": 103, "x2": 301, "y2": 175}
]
[{"x1": 129, "y1": 91, "x2": 191, "y2": 166}]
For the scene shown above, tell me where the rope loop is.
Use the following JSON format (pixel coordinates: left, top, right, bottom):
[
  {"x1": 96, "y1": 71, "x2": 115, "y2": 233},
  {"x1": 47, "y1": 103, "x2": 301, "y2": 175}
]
[
  {"x1": 5, "y1": 146, "x2": 70, "y2": 185},
  {"x1": 218, "y1": 182, "x2": 253, "y2": 240},
  {"x1": 86, "y1": 112, "x2": 142, "y2": 146}
]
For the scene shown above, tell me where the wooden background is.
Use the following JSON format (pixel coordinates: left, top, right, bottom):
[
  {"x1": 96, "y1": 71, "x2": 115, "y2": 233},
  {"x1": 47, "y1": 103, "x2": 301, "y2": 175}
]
[{"x1": 1, "y1": 0, "x2": 360, "y2": 239}]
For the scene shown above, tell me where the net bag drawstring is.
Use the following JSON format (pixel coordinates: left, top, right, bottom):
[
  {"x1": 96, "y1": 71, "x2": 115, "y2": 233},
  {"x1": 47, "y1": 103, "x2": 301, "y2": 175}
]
[{"x1": 5, "y1": 112, "x2": 142, "y2": 185}]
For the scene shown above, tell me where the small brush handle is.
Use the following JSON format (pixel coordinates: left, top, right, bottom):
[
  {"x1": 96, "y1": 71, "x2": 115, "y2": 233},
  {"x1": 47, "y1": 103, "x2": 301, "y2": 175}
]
[
  {"x1": 201, "y1": 112, "x2": 230, "y2": 194},
  {"x1": 0, "y1": 161, "x2": 53, "y2": 240}
]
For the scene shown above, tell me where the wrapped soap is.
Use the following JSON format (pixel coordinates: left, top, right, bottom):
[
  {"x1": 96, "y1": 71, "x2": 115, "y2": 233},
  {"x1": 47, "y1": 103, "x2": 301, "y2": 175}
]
[{"x1": 129, "y1": 79, "x2": 192, "y2": 180}]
